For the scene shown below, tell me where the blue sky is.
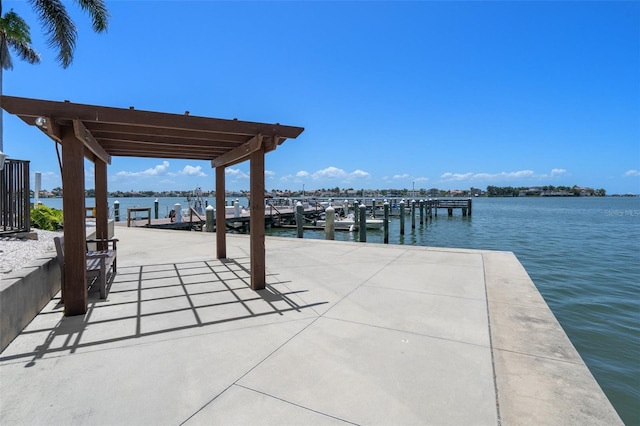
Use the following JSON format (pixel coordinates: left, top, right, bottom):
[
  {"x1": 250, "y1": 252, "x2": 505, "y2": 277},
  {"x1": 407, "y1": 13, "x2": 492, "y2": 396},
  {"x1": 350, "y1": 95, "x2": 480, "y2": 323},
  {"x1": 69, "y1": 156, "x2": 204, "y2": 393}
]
[{"x1": 2, "y1": 1, "x2": 639, "y2": 194}]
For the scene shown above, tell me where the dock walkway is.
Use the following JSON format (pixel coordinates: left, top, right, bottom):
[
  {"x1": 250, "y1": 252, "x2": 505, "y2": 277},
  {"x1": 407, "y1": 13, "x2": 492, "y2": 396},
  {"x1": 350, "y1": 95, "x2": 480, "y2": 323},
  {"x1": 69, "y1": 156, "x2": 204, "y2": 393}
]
[{"x1": 0, "y1": 228, "x2": 622, "y2": 425}]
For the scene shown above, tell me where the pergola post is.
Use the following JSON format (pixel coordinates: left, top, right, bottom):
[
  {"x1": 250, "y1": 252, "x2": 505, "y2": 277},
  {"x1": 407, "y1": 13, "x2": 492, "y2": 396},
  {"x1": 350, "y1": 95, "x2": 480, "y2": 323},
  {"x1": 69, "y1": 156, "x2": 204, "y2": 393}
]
[
  {"x1": 215, "y1": 166, "x2": 226, "y2": 259},
  {"x1": 61, "y1": 127, "x2": 88, "y2": 315},
  {"x1": 94, "y1": 160, "x2": 109, "y2": 249},
  {"x1": 249, "y1": 148, "x2": 266, "y2": 290}
]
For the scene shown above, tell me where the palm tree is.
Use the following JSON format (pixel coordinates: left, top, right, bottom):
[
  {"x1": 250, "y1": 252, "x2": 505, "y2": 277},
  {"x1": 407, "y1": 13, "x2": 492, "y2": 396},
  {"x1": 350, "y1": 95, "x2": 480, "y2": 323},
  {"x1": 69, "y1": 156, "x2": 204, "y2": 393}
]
[{"x1": 0, "y1": 0, "x2": 110, "y2": 152}]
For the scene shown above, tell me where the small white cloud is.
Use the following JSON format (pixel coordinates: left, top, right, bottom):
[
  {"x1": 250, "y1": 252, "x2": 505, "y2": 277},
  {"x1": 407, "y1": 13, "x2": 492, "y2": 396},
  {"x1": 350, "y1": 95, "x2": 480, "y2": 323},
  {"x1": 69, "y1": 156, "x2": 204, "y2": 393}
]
[
  {"x1": 312, "y1": 166, "x2": 347, "y2": 180},
  {"x1": 351, "y1": 169, "x2": 370, "y2": 179},
  {"x1": 225, "y1": 168, "x2": 249, "y2": 179},
  {"x1": 179, "y1": 165, "x2": 207, "y2": 177},
  {"x1": 415, "y1": 177, "x2": 429, "y2": 183},
  {"x1": 550, "y1": 168, "x2": 567, "y2": 176},
  {"x1": 296, "y1": 170, "x2": 310, "y2": 178},
  {"x1": 624, "y1": 169, "x2": 640, "y2": 177},
  {"x1": 265, "y1": 170, "x2": 276, "y2": 179},
  {"x1": 441, "y1": 172, "x2": 474, "y2": 181},
  {"x1": 393, "y1": 173, "x2": 410, "y2": 180},
  {"x1": 117, "y1": 161, "x2": 170, "y2": 177}
]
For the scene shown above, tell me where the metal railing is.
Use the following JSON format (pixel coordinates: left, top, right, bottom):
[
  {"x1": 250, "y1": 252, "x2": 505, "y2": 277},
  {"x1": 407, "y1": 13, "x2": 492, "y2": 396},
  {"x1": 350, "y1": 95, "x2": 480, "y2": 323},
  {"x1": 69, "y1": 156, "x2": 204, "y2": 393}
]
[{"x1": 1, "y1": 159, "x2": 31, "y2": 235}]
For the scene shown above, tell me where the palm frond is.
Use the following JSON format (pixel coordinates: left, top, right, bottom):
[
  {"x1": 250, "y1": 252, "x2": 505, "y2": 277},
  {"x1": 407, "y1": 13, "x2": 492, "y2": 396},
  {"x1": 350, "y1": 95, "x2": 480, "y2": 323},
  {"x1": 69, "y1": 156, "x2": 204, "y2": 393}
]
[
  {"x1": 29, "y1": 0, "x2": 77, "y2": 68},
  {"x1": 0, "y1": 40, "x2": 14, "y2": 70},
  {"x1": 75, "y1": 0, "x2": 109, "y2": 32},
  {"x1": 7, "y1": 38, "x2": 41, "y2": 64},
  {"x1": 1, "y1": 9, "x2": 41, "y2": 69}
]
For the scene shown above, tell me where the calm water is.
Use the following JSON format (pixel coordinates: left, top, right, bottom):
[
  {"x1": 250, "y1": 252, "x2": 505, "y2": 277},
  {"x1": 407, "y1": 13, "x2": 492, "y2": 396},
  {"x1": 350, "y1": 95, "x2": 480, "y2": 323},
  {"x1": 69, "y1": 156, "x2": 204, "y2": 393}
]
[{"x1": 37, "y1": 196, "x2": 639, "y2": 423}]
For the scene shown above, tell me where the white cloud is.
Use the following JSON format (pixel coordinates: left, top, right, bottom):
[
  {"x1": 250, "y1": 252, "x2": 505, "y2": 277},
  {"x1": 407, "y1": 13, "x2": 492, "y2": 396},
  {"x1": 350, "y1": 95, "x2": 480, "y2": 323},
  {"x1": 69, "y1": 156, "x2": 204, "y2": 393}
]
[
  {"x1": 265, "y1": 170, "x2": 276, "y2": 179},
  {"x1": 179, "y1": 165, "x2": 207, "y2": 177},
  {"x1": 440, "y1": 169, "x2": 565, "y2": 182},
  {"x1": 351, "y1": 169, "x2": 370, "y2": 179},
  {"x1": 226, "y1": 168, "x2": 249, "y2": 179},
  {"x1": 312, "y1": 166, "x2": 347, "y2": 180},
  {"x1": 414, "y1": 177, "x2": 429, "y2": 183},
  {"x1": 393, "y1": 173, "x2": 410, "y2": 180},
  {"x1": 624, "y1": 169, "x2": 640, "y2": 177},
  {"x1": 441, "y1": 172, "x2": 474, "y2": 181},
  {"x1": 117, "y1": 161, "x2": 170, "y2": 177},
  {"x1": 309, "y1": 166, "x2": 371, "y2": 182}
]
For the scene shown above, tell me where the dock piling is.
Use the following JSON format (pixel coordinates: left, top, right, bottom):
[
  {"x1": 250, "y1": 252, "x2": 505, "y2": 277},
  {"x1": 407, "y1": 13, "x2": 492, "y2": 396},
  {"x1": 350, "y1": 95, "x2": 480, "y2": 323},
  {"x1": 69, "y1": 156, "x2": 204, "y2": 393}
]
[
  {"x1": 154, "y1": 199, "x2": 159, "y2": 219},
  {"x1": 114, "y1": 200, "x2": 120, "y2": 222},
  {"x1": 384, "y1": 201, "x2": 389, "y2": 244},
  {"x1": 359, "y1": 204, "x2": 367, "y2": 242},
  {"x1": 411, "y1": 199, "x2": 416, "y2": 229},
  {"x1": 296, "y1": 202, "x2": 304, "y2": 238},
  {"x1": 400, "y1": 200, "x2": 405, "y2": 235},
  {"x1": 205, "y1": 205, "x2": 214, "y2": 232},
  {"x1": 325, "y1": 205, "x2": 335, "y2": 240}
]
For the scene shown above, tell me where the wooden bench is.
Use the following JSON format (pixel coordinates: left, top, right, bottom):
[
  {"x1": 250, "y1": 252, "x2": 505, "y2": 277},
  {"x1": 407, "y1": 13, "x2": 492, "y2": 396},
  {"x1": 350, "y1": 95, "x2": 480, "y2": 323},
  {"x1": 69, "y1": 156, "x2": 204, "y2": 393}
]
[{"x1": 53, "y1": 236, "x2": 118, "y2": 299}]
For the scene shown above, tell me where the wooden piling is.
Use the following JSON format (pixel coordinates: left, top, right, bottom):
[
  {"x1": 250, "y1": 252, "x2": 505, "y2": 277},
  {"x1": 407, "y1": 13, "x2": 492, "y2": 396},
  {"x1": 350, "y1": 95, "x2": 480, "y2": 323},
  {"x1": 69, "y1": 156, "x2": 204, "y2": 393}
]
[
  {"x1": 411, "y1": 200, "x2": 416, "y2": 229},
  {"x1": 384, "y1": 202, "x2": 389, "y2": 244},
  {"x1": 400, "y1": 200, "x2": 405, "y2": 235},
  {"x1": 359, "y1": 204, "x2": 367, "y2": 242},
  {"x1": 296, "y1": 202, "x2": 304, "y2": 238}
]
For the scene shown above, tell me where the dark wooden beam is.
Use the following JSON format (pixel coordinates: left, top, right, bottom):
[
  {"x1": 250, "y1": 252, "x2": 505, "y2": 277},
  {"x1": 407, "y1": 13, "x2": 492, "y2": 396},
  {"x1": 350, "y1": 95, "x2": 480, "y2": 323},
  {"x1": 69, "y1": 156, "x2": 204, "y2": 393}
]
[
  {"x1": 95, "y1": 160, "x2": 109, "y2": 250},
  {"x1": 73, "y1": 118, "x2": 112, "y2": 165},
  {"x1": 216, "y1": 167, "x2": 226, "y2": 259},
  {"x1": 249, "y1": 147, "x2": 266, "y2": 290},
  {"x1": 1, "y1": 95, "x2": 304, "y2": 139},
  {"x1": 211, "y1": 134, "x2": 263, "y2": 168},
  {"x1": 61, "y1": 127, "x2": 88, "y2": 315}
]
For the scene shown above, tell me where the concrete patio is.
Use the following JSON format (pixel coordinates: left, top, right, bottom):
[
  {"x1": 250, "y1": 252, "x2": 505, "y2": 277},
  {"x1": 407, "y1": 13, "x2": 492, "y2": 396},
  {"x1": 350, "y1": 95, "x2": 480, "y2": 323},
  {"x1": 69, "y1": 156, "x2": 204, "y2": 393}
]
[{"x1": 0, "y1": 227, "x2": 622, "y2": 425}]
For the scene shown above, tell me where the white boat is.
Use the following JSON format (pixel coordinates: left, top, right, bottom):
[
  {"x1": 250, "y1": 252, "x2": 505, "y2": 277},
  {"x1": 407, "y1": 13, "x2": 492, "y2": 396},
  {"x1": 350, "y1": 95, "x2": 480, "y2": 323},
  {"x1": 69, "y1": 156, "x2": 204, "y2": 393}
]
[{"x1": 316, "y1": 213, "x2": 384, "y2": 230}]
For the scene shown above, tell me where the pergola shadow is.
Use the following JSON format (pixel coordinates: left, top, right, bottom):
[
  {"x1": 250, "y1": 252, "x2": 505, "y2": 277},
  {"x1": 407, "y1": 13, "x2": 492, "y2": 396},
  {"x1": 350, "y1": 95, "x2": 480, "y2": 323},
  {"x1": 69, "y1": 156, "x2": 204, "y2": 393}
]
[{"x1": 1, "y1": 257, "x2": 326, "y2": 366}]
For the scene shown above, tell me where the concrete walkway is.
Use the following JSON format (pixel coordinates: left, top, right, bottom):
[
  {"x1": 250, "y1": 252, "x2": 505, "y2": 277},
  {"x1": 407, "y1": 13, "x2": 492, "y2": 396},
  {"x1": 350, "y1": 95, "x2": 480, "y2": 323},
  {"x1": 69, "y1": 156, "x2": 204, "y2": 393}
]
[{"x1": 0, "y1": 227, "x2": 622, "y2": 425}]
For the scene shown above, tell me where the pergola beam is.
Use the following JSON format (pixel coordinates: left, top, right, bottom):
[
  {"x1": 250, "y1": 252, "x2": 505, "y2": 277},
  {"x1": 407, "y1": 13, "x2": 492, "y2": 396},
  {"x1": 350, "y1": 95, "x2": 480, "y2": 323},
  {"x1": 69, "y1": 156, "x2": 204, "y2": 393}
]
[
  {"x1": 73, "y1": 118, "x2": 112, "y2": 165},
  {"x1": 211, "y1": 134, "x2": 263, "y2": 168}
]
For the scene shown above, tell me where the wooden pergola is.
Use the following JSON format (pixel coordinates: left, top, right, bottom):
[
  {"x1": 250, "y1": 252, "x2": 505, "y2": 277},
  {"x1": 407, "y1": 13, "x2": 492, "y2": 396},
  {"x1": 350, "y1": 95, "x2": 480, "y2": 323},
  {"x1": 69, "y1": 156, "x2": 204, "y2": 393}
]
[{"x1": 1, "y1": 95, "x2": 304, "y2": 316}]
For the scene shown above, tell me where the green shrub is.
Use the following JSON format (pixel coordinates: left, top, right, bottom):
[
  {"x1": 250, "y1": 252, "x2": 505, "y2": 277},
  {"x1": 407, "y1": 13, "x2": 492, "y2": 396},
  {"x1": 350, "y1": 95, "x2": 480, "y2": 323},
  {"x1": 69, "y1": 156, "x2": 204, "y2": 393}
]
[{"x1": 30, "y1": 205, "x2": 64, "y2": 231}]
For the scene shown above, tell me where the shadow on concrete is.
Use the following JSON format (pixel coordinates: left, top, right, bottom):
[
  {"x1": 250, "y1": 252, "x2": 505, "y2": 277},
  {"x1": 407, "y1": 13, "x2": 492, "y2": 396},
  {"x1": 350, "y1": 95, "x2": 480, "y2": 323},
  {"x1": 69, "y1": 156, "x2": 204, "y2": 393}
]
[{"x1": 1, "y1": 257, "x2": 326, "y2": 366}]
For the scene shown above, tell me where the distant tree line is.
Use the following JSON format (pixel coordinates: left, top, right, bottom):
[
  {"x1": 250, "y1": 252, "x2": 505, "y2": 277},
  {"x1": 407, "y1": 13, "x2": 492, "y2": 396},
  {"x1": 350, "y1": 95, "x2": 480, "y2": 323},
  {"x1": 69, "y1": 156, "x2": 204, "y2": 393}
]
[{"x1": 486, "y1": 185, "x2": 606, "y2": 197}]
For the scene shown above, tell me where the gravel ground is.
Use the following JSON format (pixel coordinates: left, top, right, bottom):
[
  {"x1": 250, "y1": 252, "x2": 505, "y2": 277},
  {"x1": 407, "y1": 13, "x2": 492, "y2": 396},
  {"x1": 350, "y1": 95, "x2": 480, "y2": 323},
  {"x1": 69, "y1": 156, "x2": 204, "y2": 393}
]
[{"x1": 0, "y1": 229, "x2": 62, "y2": 275}]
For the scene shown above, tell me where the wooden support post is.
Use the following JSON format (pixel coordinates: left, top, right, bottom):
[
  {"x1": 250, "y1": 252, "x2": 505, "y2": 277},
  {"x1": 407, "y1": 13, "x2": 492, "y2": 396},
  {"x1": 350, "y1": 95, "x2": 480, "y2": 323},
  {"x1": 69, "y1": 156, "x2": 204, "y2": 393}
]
[
  {"x1": 216, "y1": 166, "x2": 226, "y2": 259},
  {"x1": 250, "y1": 148, "x2": 266, "y2": 290},
  {"x1": 95, "y1": 160, "x2": 108, "y2": 250},
  {"x1": 61, "y1": 127, "x2": 87, "y2": 315},
  {"x1": 468, "y1": 198, "x2": 472, "y2": 216},
  {"x1": 419, "y1": 199, "x2": 424, "y2": 225}
]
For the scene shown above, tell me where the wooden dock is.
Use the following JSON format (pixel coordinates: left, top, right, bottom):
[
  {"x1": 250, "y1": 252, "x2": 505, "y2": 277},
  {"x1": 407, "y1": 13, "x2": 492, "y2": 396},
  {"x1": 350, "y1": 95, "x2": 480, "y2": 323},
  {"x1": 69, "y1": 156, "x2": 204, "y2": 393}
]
[{"x1": 114, "y1": 198, "x2": 472, "y2": 231}]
